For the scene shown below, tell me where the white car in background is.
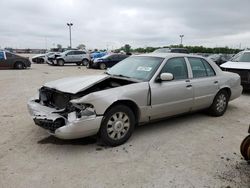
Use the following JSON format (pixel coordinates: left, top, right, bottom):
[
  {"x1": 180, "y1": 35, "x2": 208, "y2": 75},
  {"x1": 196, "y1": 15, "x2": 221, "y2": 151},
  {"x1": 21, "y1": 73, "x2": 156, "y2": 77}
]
[{"x1": 221, "y1": 50, "x2": 250, "y2": 89}]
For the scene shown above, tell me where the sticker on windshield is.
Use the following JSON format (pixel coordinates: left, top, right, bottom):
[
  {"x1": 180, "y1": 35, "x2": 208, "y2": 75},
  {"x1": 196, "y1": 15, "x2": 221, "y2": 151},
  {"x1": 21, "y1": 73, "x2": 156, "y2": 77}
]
[{"x1": 137, "y1": 66, "x2": 152, "y2": 71}]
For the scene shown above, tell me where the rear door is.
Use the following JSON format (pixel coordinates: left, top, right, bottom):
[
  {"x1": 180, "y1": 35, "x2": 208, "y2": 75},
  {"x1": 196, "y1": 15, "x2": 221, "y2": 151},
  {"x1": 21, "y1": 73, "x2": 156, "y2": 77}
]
[
  {"x1": 149, "y1": 57, "x2": 194, "y2": 119},
  {"x1": 186, "y1": 57, "x2": 219, "y2": 111},
  {"x1": 75, "y1": 51, "x2": 86, "y2": 61},
  {"x1": 0, "y1": 51, "x2": 8, "y2": 68}
]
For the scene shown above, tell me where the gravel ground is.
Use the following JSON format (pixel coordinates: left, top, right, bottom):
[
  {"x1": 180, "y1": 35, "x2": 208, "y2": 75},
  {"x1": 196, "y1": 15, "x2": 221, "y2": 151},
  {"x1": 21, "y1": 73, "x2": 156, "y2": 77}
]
[{"x1": 0, "y1": 62, "x2": 249, "y2": 188}]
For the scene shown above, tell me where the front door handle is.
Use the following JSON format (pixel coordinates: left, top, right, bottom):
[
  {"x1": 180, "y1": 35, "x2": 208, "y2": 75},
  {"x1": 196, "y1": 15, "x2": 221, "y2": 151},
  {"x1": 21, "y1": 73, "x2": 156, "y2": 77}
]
[
  {"x1": 214, "y1": 81, "x2": 219, "y2": 84},
  {"x1": 186, "y1": 84, "x2": 192, "y2": 88}
]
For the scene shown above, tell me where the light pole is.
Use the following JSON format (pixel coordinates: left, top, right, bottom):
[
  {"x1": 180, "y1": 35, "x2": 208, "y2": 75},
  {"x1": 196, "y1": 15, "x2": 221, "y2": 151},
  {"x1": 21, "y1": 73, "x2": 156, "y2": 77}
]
[
  {"x1": 180, "y1": 35, "x2": 184, "y2": 46},
  {"x1": 67, "y1": 23, "x2": 73, "y2": 48}
]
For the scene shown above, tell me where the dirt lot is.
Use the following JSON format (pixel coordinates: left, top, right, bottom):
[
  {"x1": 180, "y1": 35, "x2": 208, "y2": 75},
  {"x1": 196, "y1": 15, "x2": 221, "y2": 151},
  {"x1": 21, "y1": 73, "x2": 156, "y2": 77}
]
[{"x1": 0, "y1": 62, "x2": 250, "y2": 188}]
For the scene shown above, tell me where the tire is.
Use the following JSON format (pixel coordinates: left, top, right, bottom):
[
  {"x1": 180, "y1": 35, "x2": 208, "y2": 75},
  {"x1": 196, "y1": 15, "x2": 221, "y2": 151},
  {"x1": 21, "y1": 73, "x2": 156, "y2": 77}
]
[
  {"x1": 76, "y1": 62, "x2": 82, "y2": 66},
  {"x1": 240, "y1": 135, "x2": 250, "y2": 160},
  {"x1": 208, "y1": 90, "x2": 229, "y2": 117},
  {"x1": 57, "y1": 59, "x2": 64, "y2": 66},
  {"x1": 82, "y1": 59, "x2": 89, "y2": 66},
  {"x1": 99, "y1": 63, "x2": 106, "y2": 70},
  {"x1": 100, "y1": 105, "x2": 135, "y2": 146},
  {"x1": 86, "y1": 62, "x2": 91, "y2": 69},
  {"x1": 15, "y1": 62, "x2": 24, "y2": 69},
  {"x1": 247, "y1": 146, "x2": 250, "y2": 161}
]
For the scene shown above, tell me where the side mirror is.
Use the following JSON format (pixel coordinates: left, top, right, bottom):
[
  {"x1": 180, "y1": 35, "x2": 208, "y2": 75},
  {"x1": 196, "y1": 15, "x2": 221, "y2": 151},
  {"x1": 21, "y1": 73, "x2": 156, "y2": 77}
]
[{"x1": 160, "y1": 73, "x2": 174, "y2": 81}]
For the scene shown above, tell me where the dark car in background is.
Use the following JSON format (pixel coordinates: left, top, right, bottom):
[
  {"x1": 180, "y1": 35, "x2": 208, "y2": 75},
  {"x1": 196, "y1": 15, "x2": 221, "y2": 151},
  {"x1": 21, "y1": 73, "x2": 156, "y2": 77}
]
[
  {"x1": 87, "y1": 54, "x2": 129, "y2": 69},
  {"x1": 207, "y1": 54, "x2": 232, "y2": 65},
  {"x1": 153, "y1": 48, "x2": 189, "y2": 54},
  {"x1": 0, "y1": 50, "x2": 31, "y2": 69}
]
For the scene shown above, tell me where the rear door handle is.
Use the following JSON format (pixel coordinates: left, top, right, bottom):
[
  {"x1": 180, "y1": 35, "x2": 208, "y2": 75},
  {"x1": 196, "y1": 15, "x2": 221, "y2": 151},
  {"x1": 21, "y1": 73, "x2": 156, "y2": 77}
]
[
  {"x1": 186, "y1": 84, "x2": 192, "y2": 88},
  {"x1": 214, "y1": 81, "x2": 219, "y2": 84}
]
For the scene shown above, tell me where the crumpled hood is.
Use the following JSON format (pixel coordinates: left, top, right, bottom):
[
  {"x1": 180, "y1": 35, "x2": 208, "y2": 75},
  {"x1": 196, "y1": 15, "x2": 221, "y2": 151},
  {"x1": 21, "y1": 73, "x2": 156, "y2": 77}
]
[
  {"x1": 44, "y1": 74, "x2": 109, "y2": 94},
  {"x1": 220, "y1": 61, "x2": 250, "y2": 70}
]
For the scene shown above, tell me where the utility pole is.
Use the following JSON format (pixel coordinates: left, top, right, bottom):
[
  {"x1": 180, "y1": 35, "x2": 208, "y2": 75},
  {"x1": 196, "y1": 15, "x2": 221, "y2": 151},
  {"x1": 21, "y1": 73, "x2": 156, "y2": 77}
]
[
  {"x1": 67, "y1": 23, "x2": 73, "y2": 49},
  {"x1": 180, "y1": 35, "x2": 184, "y2": 46}
]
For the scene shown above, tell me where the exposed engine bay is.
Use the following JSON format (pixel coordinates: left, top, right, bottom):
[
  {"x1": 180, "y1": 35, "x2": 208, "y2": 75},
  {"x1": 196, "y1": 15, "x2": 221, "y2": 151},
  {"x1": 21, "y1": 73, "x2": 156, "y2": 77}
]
[{"x1": 38, "y1": 77, "x2": 136, "y2": 109}]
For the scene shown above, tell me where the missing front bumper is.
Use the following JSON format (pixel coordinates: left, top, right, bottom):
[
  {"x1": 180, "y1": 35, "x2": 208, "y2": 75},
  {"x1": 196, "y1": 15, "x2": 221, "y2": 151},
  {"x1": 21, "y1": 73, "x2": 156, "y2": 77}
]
[{"x1": 28, "y1": 99, "x2": 103, "y2": 139}]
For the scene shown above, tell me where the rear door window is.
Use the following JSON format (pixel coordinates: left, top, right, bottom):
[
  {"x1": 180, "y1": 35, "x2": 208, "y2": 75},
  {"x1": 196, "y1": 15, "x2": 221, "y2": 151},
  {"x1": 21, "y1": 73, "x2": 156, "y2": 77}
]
[
  {"x1": 188, "y1": 57, "x2": 215, "y2": 78},
  {"x1": 75, "y1": 51, "x2": 86, "y2": 55}
]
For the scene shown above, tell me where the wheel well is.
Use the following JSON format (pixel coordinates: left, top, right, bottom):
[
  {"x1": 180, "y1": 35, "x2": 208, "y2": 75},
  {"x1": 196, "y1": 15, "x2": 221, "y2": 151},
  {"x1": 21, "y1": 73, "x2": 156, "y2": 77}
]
[
  {"x1": 105, "y1": 100, "x2": 140, "y2": 124},
  {"x1": 220, "y1": 87, "x2": 231, "y2": 98},
  {"x1": 57, "y1": 58, "x2": 64, "y2": 62},
  {"x1": 82, "y1": 58, "x2": 89, "y2": 61}
]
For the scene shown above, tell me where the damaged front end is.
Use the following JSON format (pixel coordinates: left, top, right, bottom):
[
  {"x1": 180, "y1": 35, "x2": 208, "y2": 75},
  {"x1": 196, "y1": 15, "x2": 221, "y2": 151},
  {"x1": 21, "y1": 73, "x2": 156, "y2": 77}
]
[
  {"x1": 27, "y1": 88, "x2": 103, "y2": 139},
  {"x1": 27, "y1": 76, "x2": 137, "y2": 139}
]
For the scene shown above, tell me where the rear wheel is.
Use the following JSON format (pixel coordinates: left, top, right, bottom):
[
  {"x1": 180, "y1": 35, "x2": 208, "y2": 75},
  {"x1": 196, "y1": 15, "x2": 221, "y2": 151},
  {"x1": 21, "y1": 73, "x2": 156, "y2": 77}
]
[
  {"x1": 99, "y1": 63, "x2": 106, "y2": 70},
  {"x1": 208, "y1": 90, "x2": 229, "y2": 116},
  {"x1": 100, "y1": 105, "x2": 135, "y2": 146},
  {"x1": 57, "y1": 59, "x2": 64, "y2": 66},
  {"x1": 15, "y1": 62, "x2": 24, "y2": 69},
  {"x1": 240, "y1": 135, "x2": 250, "y2": 160},
  {"x1": 82, "y1": 59, "x2": 89, "y2": 66}
]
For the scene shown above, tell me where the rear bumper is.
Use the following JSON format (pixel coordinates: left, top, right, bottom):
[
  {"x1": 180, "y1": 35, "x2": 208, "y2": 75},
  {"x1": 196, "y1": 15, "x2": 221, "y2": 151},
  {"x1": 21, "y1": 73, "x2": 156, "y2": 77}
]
[
  {"x1": 230, "y1": 84, "x2": 243, "y2": 101},
  {"x1": 27, "y1": 99, "x2": 103, "y2": 139}
]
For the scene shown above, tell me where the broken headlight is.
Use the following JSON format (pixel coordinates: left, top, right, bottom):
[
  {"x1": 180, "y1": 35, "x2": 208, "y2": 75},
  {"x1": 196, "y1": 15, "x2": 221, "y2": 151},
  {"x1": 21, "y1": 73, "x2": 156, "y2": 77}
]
[{"x1": 67, "y1": 103, "x2": 95, "y2": 119}]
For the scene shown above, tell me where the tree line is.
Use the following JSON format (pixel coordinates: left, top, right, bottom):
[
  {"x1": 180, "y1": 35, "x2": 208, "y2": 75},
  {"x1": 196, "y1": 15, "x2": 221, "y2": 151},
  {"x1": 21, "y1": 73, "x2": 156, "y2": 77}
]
[{"x1": 118, "y1": 44, "x2": 241, "y2": 54}]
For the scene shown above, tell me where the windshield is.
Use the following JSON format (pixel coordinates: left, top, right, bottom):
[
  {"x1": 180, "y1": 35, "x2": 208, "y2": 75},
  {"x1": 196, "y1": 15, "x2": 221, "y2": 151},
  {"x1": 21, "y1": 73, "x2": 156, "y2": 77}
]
[
  {"x1": 107, "y1": 56, "x2": 164, "y2": 81},
  {"x1": 231, "y1": 52, "x2": 250, "y2": 62},
  {"x1": 153, "y1": 48, "x2": 171, "y2": 53}
]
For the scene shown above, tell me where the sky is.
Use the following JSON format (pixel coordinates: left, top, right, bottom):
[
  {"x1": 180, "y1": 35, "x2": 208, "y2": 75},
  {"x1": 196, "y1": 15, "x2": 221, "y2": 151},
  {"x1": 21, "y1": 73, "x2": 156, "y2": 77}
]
[{"x1": 0, "y1": 0, "x2": 250, "y2": 50}]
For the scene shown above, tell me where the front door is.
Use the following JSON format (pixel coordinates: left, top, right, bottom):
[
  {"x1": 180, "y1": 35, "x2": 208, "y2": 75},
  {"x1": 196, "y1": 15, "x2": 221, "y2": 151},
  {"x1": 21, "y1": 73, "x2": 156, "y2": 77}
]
[
  {"x1": 149, "y1": 57, "x2": 194, "y2": 120},
  {"x1": 64, "y1": 51, "x2": 76, "y2": 62}
]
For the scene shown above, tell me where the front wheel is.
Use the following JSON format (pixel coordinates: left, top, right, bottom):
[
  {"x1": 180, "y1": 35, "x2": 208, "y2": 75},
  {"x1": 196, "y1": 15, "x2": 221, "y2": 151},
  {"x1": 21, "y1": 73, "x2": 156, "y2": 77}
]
[
  {"x1": 208, "y1": 90, "x2": 229, "y2": 117},
  {"x1": 99, "y1": 63, "x2": 106, "y2": 70},
  {"x1": 99, "y1": 105, "x2": 135, "y2": 146},
  {"x1": 57, "y1": 59, "x2": 64, "y2": 66},
  {"x1": 240, "y1": 135, "x2": 250, "y2": 161}
]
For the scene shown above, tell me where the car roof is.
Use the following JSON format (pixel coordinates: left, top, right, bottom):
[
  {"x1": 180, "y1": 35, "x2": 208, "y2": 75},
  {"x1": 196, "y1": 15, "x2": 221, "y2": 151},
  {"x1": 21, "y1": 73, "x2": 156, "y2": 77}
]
[{"x1": 136, "y1": 53, "x2": 203, "y2": 59}]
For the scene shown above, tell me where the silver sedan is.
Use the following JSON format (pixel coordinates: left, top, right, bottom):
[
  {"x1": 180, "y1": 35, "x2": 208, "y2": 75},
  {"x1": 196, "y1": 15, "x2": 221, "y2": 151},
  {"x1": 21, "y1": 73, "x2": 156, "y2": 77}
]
[{"x1": 27, "y1": 53, "x2": 242, "y2": 146}]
